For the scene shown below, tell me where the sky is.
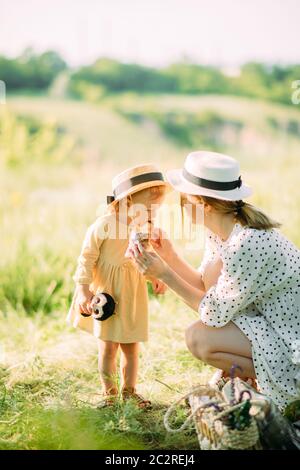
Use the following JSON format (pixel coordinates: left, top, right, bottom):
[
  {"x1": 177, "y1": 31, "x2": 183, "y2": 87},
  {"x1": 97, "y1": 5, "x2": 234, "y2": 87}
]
[{"x1": 1, "y1": 0, "x2": 300, "y2": 68}]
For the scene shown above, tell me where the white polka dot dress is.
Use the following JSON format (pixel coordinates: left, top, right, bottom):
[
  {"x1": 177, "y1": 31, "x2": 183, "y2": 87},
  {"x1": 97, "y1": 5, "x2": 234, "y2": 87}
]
[{"x1": 198, "y1": 222, "x2": 300, "y2": 412}]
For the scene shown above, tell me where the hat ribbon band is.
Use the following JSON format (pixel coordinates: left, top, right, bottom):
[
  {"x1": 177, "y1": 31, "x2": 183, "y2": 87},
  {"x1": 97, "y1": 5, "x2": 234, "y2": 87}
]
[
  {"x1": 107, "y1": 171, "x2": 164, "y2": 204},
  {"x1": 182, "y1": 168, "x2": 242, "y2": 191}
]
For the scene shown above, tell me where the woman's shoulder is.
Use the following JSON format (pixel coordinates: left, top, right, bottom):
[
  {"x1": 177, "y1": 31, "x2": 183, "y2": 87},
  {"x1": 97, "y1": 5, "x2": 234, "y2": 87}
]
[
  {"x1": 227, "y1": 224, "x2": 277, "y2": 256},
  {"x1": 206, "y1": 223, "x2": 274, "y2": 251}
]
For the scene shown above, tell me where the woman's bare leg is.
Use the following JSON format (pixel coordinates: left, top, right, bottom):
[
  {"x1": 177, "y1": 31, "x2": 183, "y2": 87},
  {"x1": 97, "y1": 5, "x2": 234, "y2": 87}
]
[
  {"x1": 119, "y1": 342, "x2": 139, "y2": 390},
  {"x1": 185, "y1": 320, "x2": 256, "y2": 378},
  {"x1": 97, "y1": 339, "x2": 120, "y2": 394}
]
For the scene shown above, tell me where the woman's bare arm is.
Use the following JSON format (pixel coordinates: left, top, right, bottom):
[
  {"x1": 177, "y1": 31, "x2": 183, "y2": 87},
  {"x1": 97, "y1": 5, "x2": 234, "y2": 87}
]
[
  {"x1": 164, "y1": 250, "x2": 206, "y2": 291},
  {"x1": 160, "y1": 265, "x2": 206, "y2": 311},
  {"x1": 131, "y1": 247, "x2": 206, "y2": 311},
  {"x1": 150, "y1": 228, "x2": 205, "y2": 290}
]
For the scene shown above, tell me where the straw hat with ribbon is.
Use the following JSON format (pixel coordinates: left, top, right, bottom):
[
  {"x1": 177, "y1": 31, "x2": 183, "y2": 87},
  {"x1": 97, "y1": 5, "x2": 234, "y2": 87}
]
[
  {"x1": 106, "y1": 163, "x2": 171, "y2": 206},
  {"x1": 166, "y1": 151, "x2": 253, "y2": 201}
]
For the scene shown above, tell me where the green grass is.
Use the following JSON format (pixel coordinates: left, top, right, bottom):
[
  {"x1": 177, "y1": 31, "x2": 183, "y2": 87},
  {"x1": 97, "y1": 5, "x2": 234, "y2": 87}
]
[
  {"x1": 0, "y1": 300, "x2": 202, "y2": 450},
  {"x1": 0, "y1": 93, "x2": 300, "y2": 449}
]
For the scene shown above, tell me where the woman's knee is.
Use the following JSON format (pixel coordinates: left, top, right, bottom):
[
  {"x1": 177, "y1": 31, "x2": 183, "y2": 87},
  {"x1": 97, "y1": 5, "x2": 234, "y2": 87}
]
[{"x1": 185, "y1": 321, "x2": 211, "y2": 361}]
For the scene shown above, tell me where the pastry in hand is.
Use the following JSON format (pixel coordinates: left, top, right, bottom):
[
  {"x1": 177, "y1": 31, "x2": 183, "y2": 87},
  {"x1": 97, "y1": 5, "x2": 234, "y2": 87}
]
[{"x1": 125, "y1": 230, "x2": 151, "y2": 258}]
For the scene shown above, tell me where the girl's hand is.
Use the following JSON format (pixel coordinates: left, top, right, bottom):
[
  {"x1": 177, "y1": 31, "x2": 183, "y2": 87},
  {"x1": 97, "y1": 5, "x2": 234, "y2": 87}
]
[
  {"x1": 149, "y1": 227, "x2": 176, "y2": 263},
  {"x1": 151, "y1": 278, "x2": 168, "y2": 295},
  {"x1": 202, "y1": 257, "x2": 223, "y2": 291},
  {"x1": 76, "y1": 284, "x2": 94, "y2": 315}
]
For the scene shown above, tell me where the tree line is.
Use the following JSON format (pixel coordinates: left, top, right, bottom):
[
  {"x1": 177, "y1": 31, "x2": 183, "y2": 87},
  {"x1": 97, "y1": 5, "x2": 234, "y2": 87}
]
[{"x1": 1, "y1": 48, "x2": 300, "y2": 106}]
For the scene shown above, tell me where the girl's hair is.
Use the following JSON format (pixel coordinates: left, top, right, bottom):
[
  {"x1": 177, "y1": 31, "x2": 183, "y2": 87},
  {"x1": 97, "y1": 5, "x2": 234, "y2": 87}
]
[
  {"x1": 108, "y1": 185, "x2": 167, "y2": 214},
  {"x1": 180, "y1": 194, "x2": 281, "y2": 230}
]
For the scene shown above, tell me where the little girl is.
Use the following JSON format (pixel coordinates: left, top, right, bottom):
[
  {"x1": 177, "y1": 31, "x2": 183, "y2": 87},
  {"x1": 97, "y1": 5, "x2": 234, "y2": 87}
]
[{"x1": 67, "y1": 164, "x2": 169, "y2": 408}]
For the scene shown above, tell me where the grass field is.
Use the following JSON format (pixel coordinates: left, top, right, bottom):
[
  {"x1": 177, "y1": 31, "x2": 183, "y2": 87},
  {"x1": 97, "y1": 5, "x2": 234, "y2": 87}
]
[{"x1": 0, "y1": 93, "x2": 300, "y2": 449}]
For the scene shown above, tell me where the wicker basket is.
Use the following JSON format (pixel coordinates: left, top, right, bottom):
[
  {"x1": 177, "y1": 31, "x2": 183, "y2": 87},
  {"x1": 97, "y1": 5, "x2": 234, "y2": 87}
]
[
  {"x1": 164, "y1": 372, "x2": 300, "y2": 450},
  {"x1": 164, "y1": 377, "x2": 268, "y2": 450},
  {"x1": 214, "y1": 416, "x2": 259, "y2": 449}
]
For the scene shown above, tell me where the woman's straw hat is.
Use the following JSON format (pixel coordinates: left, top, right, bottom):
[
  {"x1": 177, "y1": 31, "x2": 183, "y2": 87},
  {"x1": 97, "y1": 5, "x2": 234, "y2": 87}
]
[
  {"x1": 166, "y1": 151, "x2": 253, "y2": 201},
  {"x1": 107, "y1": 163, "x2": 171, "y2": 205}
]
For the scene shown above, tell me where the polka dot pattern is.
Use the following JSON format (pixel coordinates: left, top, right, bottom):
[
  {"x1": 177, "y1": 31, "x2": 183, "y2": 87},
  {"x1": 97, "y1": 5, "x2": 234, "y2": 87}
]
[{"x1": 198, "y1": 222, "x2": 300, "y2": 411}]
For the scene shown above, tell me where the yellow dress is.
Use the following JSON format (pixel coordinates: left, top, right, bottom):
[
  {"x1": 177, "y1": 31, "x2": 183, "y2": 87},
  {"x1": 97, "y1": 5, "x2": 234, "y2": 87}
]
[{"x1": 66, "y1": 212, "x2": 149, "y2": 343}]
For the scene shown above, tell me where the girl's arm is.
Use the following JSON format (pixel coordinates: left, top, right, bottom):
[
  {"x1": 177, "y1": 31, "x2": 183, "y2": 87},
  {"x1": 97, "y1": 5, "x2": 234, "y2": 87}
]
[
  {"x1": 73, "y1": 219, "x2": 104, "y2": 284},
  {"x1": 73, "y1": 218, "x2": 105, "y2": 314}
]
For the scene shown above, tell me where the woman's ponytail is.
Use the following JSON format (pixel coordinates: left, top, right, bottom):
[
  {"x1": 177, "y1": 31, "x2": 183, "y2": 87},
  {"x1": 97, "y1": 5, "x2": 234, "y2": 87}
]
[
  {"x1": 233, "y1": 200, "x2": 281, "y2": 230},
  {"x1": 197, "y1": 196, "x2": 282, "y2": 230}
]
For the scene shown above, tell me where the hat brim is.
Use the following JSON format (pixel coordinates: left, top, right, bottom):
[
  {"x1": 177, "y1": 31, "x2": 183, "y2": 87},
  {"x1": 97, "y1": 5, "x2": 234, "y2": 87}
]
[
  {"x1": 107, "y1": 180, "x2": 173, "y2": 207},
  {"x1": 166, "y1": 168, "x2": 253, "y2": 201}
]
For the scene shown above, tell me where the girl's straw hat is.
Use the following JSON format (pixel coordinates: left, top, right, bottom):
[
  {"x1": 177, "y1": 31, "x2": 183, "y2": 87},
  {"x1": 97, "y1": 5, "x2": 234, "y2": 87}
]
[
  {"x1": 107, "y1": 163, "x2": 171, "y2": 205},
  {"x1": 166, "y1": 151, "x2": 253, "y2": 201}
]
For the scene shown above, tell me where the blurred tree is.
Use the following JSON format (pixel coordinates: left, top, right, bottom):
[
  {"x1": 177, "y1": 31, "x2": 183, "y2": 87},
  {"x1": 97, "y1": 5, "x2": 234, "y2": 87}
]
[
  {"x1": 0, "y1": 49, "x2": 67, "y2": 91},
  {"x1": 69, "y1": 58, "x2": 176, "y2": 94},
  {"x1": 163, "y1": 62, "x2": 228, "y2": 94},
  {"x1": 1, "y1": 49, "x2": 300, "y2": 107}
]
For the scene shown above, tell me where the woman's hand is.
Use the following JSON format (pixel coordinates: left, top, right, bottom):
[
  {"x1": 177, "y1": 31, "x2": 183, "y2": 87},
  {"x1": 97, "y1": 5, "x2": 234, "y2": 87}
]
[
  {"x1": 202, "y1": 257, "x2": 223, "y2": 291},
  {"x1": 129, "y1": 244, "x2": 169, "y2": 280},
  {"x1": 149, "y1": 227, "x2": 176, "y2": 263},
  {"x1": 76, "y1": 284, "x2": 94, "y2": 315}
]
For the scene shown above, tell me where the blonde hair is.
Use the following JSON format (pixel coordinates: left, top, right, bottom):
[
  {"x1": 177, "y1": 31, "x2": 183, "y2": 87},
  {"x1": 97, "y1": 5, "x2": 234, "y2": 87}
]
[{"x1": 180, "y1": 194, "x2": 281, "y2": 230}]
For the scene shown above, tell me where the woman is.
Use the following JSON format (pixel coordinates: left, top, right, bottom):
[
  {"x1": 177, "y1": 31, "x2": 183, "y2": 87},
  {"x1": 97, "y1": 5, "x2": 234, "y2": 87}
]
[{"x1": 130, "y1": 150, "x2": 300, "y2": 412}]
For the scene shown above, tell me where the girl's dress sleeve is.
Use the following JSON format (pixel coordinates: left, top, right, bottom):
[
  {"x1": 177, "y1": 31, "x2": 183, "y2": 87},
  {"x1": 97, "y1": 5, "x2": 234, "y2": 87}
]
[
  {"x1": 198, "y1": 232, "x2": 272, "y2": 327},
  {"x1": 72, "y1": 217, "x2": 107, "y2": 285}
]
